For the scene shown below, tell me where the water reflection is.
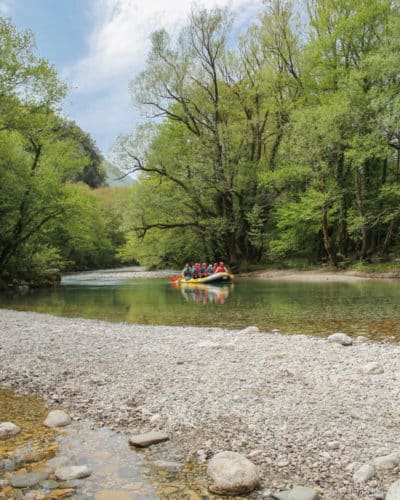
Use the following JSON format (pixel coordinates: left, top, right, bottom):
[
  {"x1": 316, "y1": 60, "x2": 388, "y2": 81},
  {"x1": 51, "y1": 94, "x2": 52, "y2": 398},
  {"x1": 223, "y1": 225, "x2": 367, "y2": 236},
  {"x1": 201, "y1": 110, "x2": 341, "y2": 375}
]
[{"x1": 173, "y1": 283, "x2": 233, "y2": 305}]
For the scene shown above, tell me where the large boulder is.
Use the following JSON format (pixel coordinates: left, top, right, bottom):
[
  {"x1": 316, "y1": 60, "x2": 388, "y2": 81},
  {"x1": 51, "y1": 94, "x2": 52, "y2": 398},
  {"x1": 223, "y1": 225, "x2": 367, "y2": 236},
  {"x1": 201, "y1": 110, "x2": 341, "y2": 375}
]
[{"x1": 207, "y1": 451, "x2": 260, "y2": 496}]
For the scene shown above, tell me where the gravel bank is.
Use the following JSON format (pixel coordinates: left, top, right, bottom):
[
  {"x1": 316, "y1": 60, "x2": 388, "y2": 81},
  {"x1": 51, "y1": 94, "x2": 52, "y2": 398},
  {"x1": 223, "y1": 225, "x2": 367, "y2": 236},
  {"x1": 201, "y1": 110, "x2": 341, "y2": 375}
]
[{"x1": 1, "y1": 309, "x2": 400, "y2": 498}]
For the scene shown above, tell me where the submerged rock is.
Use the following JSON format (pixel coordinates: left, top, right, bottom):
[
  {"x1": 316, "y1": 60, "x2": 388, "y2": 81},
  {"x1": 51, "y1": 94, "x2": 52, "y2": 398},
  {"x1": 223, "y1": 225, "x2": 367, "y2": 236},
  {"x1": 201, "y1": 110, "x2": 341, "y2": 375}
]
[
  {"x1": 10, "y1": 470, "x2": 49, "y2": 488},
  {"x1": 152, "y1": 460, "x2": 184, "y2": 472},
  {"x1": 207, "y1": 450, "x2": 260, "y2": 495},
  {"x1": 0, "y1": 422, "x2": 20, "y2": 440},
  {"x1": 55, "y1": 465, "x2": 92, "y2": 480}
]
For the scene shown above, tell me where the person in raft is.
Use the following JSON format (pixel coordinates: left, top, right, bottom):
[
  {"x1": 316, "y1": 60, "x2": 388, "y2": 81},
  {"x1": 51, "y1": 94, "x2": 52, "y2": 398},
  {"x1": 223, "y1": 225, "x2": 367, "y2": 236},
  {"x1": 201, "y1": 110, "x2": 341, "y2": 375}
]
[
  {"x1": 199, "y1": 262, "x2": 208, "y2": 277},
  {"x1": 215, "y1": 261, "x2": 229, "y2": 273},
  {"x1": 182, "y1": 263, "x2": 192, "y2": 279}
]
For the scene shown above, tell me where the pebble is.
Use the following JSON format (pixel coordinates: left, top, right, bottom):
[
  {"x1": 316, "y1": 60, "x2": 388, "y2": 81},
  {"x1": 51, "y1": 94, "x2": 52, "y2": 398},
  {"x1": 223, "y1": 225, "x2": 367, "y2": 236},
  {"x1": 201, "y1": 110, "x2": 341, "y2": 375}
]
[
  {"x1": 240, "y1": 326, "x2": 260, "y2": 334},
  {"x1": 40, "y1": 479, "x2": 60, "y2": 489},
  {"x1": 10, "y1": 470, "x2": 49, "y2": 488},
  {"x1": 0, "y1": 421, "x2": 20, "y2": 439},
  {"x1": 358, "y1": 362, "x2": 384, "y2": 375},
  {"x1": 152, "y1": 460, "x2": 184, "y2": 472},
  {"x1": 44, "y1": 410, "x2": 71, "y2": 428},
  {"x1": 373, "y1": 452, "x2": 400, "y2": 470},
  {"x1": 55, "y1": 465, "x2": 92, "y2": 480},
  {"x1": 386, "y1": 479, "x2": 400, "y2": 499},
  {"x1": 327, "y1": 332, "x2": 353, "y2": 346},
  {"x1": 128, "y1": 431, "x2": 169, "y2": 448},
  {"x1": 287, "y1": 486, "x2": 320, "y2": 499},
  {"x1": 353, "y1": 463, "x2": 375, "y2": 483},
  {"x1": 327, "y1": 441, "x2": 340, "y2": 450}
]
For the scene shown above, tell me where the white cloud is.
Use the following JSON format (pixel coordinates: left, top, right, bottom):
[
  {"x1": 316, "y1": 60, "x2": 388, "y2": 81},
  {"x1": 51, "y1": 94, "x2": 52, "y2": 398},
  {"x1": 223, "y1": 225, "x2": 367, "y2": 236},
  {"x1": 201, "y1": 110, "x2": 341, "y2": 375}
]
[
  {"x1": 64, "y1": 0, "x2": 263, "y2": 155},
  {"x1": 0, "y1": 0, "x2": 13, "y2": 15}
]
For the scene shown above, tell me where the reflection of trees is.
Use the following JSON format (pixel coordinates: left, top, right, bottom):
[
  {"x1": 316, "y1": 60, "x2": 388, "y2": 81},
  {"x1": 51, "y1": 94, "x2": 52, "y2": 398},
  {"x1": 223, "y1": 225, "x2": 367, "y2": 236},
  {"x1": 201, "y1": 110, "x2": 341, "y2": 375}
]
[{"x1": 180, "y1": 284, "x2": 232, "y2": 305}]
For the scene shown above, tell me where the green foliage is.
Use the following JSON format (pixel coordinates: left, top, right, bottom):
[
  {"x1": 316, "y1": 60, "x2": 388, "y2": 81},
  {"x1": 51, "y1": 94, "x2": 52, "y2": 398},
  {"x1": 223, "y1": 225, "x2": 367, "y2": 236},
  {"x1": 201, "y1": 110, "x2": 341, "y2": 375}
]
[
  {"x1": 110, "y1": 0, "x2": 400, "y2": 269},
  {"x1": 0, "y1": 17, "x2": 125, "y2": 282}
]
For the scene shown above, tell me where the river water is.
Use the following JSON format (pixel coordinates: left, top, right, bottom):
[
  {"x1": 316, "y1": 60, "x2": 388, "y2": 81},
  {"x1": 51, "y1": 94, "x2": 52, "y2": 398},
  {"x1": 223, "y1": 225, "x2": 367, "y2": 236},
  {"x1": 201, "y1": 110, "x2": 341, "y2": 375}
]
[{"x1": 0, "y1": 268, "x2": 399, "y2": 341}]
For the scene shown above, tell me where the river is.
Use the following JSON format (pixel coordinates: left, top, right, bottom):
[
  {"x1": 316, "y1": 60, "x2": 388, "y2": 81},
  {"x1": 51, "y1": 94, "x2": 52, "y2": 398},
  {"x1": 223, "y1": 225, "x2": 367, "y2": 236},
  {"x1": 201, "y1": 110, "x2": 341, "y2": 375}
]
[{"x1": 0, "y1": 267, "x2": 399, "y2": 341}]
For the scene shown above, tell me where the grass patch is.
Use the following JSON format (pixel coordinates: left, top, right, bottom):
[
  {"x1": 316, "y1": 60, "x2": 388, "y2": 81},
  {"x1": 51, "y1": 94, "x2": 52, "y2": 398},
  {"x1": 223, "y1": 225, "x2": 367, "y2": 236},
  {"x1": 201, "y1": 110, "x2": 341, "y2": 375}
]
[{"x1": 349, "y1": 261, "x2": 400, "y2": 274}]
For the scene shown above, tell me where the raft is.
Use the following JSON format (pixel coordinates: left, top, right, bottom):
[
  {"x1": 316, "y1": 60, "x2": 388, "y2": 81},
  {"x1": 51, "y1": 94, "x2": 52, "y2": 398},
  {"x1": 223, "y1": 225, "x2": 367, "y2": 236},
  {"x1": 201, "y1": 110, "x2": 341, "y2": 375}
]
[{"x1": 177, "y1": 271, "x2": 234, "y2": 284}]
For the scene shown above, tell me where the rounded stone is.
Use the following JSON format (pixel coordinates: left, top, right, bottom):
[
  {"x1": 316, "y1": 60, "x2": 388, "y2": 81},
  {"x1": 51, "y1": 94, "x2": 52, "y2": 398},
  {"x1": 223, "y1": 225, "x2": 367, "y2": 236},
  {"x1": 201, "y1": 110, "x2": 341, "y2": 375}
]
[
  {"x1": 10, "y1": 470, "x2": 49, "y2": 488},
  {"x1": 386, "y1": 479, "x2": 400, "y2": 500},
  {"x1": 0, "y1": 422, "x2": 20, "y2": 440},
  {"x1": 207, "y1": 451, "x2": 260, "y2": 495},
  {"x1": 353, "y1": 463, "x2": 375, "y2": 483},
  {"x1": 44, "y1": 410, "x2": 71, "y2": 428},
  {"x1": 240, "y1": 326, "x2": 260, "y2": 334},
  {"x1": 327, "y1": 333, "x2": 353, "y2": 346},
  {"x1": 55, "y1": 465, "x2": 92, "y2": 480}
]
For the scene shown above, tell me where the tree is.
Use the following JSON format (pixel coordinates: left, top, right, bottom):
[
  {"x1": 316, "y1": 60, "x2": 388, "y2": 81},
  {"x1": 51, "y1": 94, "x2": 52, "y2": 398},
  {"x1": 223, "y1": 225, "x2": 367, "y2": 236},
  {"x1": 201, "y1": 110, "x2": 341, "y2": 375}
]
[
  {"x1": 0, "y1": 17, "x2": 116, "y2": 280},
  {"x1": 115, "y1": 4, "x2": 302, "y2": 269}
]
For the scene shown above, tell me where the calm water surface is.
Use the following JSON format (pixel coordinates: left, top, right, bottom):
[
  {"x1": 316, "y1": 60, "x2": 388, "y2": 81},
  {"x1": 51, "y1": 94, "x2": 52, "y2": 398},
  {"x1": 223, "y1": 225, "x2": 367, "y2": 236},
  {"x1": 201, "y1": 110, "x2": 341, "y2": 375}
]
[{"x1": 1, "y1": 269, "x2": 400, "y2": 341}]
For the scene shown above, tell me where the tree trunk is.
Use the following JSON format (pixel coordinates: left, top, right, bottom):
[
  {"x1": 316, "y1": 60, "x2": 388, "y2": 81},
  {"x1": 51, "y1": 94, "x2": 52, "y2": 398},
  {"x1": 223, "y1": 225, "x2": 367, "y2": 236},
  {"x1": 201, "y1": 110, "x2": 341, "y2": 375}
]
[
  {"x1": 355, "y1": 166, "x2": 368, "y2": 259},
  {"x1": 321, "y1": 204, "x2": 337, "y2": 267}
]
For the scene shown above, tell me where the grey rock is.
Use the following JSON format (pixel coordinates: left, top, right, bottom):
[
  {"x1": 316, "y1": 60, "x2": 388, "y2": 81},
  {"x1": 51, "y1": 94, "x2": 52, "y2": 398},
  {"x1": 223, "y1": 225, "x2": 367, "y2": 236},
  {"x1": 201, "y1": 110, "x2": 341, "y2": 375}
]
[
  {"x1": 373, "y1": 453, "x2": 399, "y2": 470},
  {"x1": 287, "y1": 486, "x2": 320, "y2": 500},
  {"x1": 327, "y1": 441, "x2": 340, "y2": 450},
  {"x1": 10, "y1": 470, "x2": 49, "y2": 488},
  {"x1": 0, "y1": 421, "x2": 20, "y2": 440},
  {"x1": 152, "y1": 460, "x2": 184, "y2": 472},
  {"x1": 23, "y1": 491, "x2": 42, "y2": 500},
  {"x1": 358, "y1": 362, "x2": 384, "y2": 375},
  {"x1": 40, "y1": 479, "x2": 60, "y2": 489},
  {"x1": 44, "y1": 410, "x2": 71, "y2": 428},
  {"x1": 45, "y1": 455, "x2": 71, "y2": 471},
  {"x1": 55, "y1": 465, "x2": 91, "y2": 480},
  {"x1": 207, "y1": 450, "x2": 260, "y2": 495},
  {"x1": 327, "y1": 333, "x2": 353, "y2": 346},
  {"x1": 272, "y1": 491, "x2": 290, "y2": 500},
  {"x1": 353, "y1": 463, "x2": 375, "y2": 483},
  {"x1": 129, "y1": 431, "x2": 169, "y2": 448},
  {"x1": 386, "y1": 479, "x2": 400, "y2": 500},
  {"x1": 240, "y1": 326, "x2": 260, "y2": 334}
]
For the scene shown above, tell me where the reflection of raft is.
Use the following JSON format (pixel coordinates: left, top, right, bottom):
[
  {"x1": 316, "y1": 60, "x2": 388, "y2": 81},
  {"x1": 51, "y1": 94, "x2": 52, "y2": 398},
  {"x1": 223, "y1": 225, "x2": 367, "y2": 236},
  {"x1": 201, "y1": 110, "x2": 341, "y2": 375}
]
[
  {"x1": 177, "y1": 272, "x2": 234, "y2": 284},
  {"x1": 180, "y1": 283, "x2": 232, "y2": 304}
]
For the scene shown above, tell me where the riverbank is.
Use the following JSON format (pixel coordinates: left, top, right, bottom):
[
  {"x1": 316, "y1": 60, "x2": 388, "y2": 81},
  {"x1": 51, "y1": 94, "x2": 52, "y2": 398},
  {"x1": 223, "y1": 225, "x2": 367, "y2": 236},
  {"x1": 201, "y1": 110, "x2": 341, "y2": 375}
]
[
  {"x1": 243, "y1": 268, "x2": 400, "y2": 282},
  {"x1": 1, "y1": 310, "x2": 400, "y2": 498},
  {"x1": 61, "y1": 266, "x2": 398, "y2": 284}
]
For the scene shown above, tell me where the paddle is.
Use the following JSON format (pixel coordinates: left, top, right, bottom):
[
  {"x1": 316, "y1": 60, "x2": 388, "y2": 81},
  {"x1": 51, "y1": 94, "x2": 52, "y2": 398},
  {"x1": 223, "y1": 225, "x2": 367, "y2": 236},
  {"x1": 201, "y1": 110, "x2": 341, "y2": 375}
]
[{"x1": 170, "y1": 277, "x2": 181, "y2": 282}]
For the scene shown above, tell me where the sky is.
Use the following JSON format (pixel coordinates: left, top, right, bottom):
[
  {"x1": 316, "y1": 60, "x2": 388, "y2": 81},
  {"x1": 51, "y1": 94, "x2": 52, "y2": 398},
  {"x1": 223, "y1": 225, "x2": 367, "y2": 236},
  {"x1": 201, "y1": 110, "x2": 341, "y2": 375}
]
[{"x1": 0, "y1": 0, "x2": 264, "y2": 159}]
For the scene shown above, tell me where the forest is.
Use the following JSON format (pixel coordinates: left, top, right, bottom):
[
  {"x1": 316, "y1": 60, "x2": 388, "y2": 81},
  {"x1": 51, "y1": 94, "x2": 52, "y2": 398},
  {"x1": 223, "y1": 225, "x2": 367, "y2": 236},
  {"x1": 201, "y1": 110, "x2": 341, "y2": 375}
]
[{"x1": 2, "y1": 0, "x2": 400, "y2": 285}]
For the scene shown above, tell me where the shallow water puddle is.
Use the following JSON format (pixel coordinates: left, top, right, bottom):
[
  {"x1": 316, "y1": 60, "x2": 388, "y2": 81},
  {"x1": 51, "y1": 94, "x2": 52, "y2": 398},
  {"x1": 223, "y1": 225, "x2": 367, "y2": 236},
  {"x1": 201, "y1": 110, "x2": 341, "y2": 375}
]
[{"x1": 0, "y1": 390, "x2": 252, "y2": 499}]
